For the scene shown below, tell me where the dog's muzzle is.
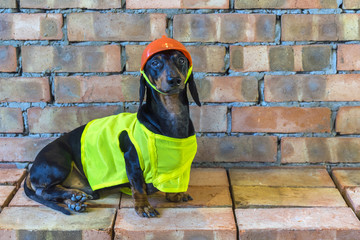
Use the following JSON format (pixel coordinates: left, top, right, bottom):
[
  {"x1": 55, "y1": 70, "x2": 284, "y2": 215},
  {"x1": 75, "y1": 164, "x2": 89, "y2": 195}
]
[{"x1": 140, "y1": 66, "x2": 192, "y2": 95}]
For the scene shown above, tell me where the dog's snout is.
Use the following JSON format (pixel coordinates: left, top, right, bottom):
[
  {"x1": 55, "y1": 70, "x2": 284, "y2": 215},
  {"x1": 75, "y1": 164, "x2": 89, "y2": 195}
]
[{"x1": 167, "y1": 77, "x2": 182, "y2": 87}]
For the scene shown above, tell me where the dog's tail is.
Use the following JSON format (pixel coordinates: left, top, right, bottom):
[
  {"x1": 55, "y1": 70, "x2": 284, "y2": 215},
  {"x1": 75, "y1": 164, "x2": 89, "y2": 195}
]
[{"x1": 23, "y1": 176, "x2": 71, "y2": 215}]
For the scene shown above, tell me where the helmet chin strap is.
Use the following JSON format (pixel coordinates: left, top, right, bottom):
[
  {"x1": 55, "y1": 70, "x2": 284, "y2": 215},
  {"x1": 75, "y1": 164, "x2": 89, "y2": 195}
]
[{"x1": 140, "y1": 66, "x2": 193, "y2": 95}]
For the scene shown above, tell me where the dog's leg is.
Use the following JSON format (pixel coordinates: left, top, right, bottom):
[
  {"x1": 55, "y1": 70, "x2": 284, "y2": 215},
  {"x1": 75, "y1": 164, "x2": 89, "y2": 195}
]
[
  {"x1": 27, "y1": 137, "x2": 92, "y2": 214},
  {"x1": 38, "y1": 185, "x2": 88, "y2": 212},
  {"x1": 120, "y1": 131, "x2": 160, "y2": 218},
  {"x1": 62, "y1": 164, "x2": 100, "y2": 200}
]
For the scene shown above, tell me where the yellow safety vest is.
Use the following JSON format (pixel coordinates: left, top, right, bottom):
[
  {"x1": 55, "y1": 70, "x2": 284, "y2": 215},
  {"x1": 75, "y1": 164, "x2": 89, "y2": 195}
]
[{"x1": 80, "y1": 112, "x2": 197, "y2": 194}]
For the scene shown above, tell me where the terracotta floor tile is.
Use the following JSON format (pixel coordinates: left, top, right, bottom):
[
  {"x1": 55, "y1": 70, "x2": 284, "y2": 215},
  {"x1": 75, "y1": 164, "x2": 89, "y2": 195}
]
[
  {"x1": 344, "y1": 187, "x2": 360, "y2": 218},
  {"x1": 232, "y1": 186, "x2": 347, "y2": 208},
  {"x1": 9, "y1": 187, "x2": 120, "y2": 209},
  {"x1": 8, "y1": 187, "x2": 41, "y2": 207},
  {"x1": 236, "y1": 208, "x2": 360, "y2": 239},
  {"x1": 230, "y1": 167, "x2": 335, "y2": 187},
  {"x1": 114, "y1": 208, "x2": 236, "y2": 240},
  {"x1": 86, "y1": 188, "x2": 121, "y2": 208},
  {"x1": 332, "y1": 169, "x2": 360, "y2": 192},
  {"x1": 189, "y1": 168, "x2": 229, "y2": 186},
  {"x1": 4, "y1": 166, "x2": 359, "y2": 239},
  {"x1": 0, "y1": 169, "x2": 26, "y2": 187},
  {"x1": 0, "y1": 186, "x2": 16, "y2": 210},
  {"x1": 0, "y1": 207, "x2": 116, "y2": 239},
  {"x1": 121, "y1": 186, "x2": 232, "y2": 208}
]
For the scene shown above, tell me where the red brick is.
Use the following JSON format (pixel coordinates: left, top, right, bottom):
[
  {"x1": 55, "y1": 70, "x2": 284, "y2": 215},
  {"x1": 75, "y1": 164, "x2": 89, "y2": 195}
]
[
  {"x1": 0, "y1": 0, "x2": 16, "y2": 8},
  {"x1": 0, "y1": 108, "x2": 23, "y2": 133},
  {"x1": 236, "y1": 208, "x2": 360, "y2": 239},
  {"x1": 0, "y1": 186, "x2": 16, "y2": 210},
  {"x1": 301, "y1": 45, "x2": 332, "y2": 72},
  {"x1": 28, "y1": 106, "x2": 123, "y2": 133},
  {"x1": 190, "y1": 105, "x2": 227, "y2": 132},
  {"x1": 0, "y1": 46, "x2": 17, "y2": 72},
  {"x1": 235, "y1": 0, "x2": 338, "y2": 9},
  {"x1": 125, "y1": 45, "x2": 226, "y2": 73},
  {"x1": 187, "y1": 45, "x2": 226, "y2": 72},
  {"x1": 124, "y1": 104, "x2": 138, "y2": 114},
  {"x1": 115, "y1": 208, "x2": 236, "y2": 239},
  {"x1": 68, "y1": 13, "x2": 166, "y2": 41},
  {"x1": 282, "y1": 137, "x2": 360, "y2": 163},
  {"x1": 0, "y1": 169, "x2": 26, "y2": 187},
  {"x1": 282, "y1": 14, "x2": 360, "y2": 41},
  {"x1": 54, "y1": 75, "x2": 139, "y2": 103},
  {"x1": 20, "y1": 0, "x2": 121, "y2": 9},
  {"x1": 232, "y1": 107, "x2": 331, "y2": 133},
  {"x1": 229, "y1": 167, "x2": 335, "y2": 187},
  {"x1": 196, "y1": 136, "x2": 277, "y2": 163},
  {"x1": 0, "y1": 138, "x2": 54, "y2": 162},
  {"x1": 0, "y1": 207, "x2": 116, "y2": 239},
  {"x1": 0, "y1": 14, "x2": 63, "y2": 40},
  {"x1": 127, "y1": 0, "x2": 179, "y2": 8},
  {"x1": 174, "y1": 14, "x2": 276, "y2": 43},
  {"x1": 336, "y1": 107, "x2": 360, "y2": 134},
  {"x1": 265, "y1": 74, "x2": 360, "y2": 102},
  {"x1": 196, "y1": 76, "x2": 258, "y2": 103},
  {"x1": 337, "y1": 14, "x2": 360, "y2": 40},
  {"x1": 230, "y1": 45, "x2": 332, "y2": 72},
  {"x1": 0, "y1": 77, "x2": 50, "y2": 103},
  {"x1": 338, "y1": 44, "x2": 360, "y2": 71},
  {"x1": 127, "y1": 0, "x2": 229, "y2": 9},
  {"x1": 22, "y1": 45, "x2": 121, "y2": 73},
  {"x1": 183, "y1": 0, "x2": 228, "y2": 8},
  {"x1": 344, "y1": 0, "x2": 360, "y2": 9},
  {"x1": 0, "y1": 164, "x2": 18, "y2": 169},
  {"x1": 125, "y1": 45, "x2": 145, "y2": 72}
]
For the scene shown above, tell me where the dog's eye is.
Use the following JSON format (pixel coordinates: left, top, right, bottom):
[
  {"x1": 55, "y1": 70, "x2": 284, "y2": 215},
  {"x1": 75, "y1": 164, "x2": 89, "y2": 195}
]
[
  {"x1": 151, "y1": 60, "x2": 161, "y2": 68},
  {"x1": 178, "y1": 57, "x2": 186, "y2": 65}
]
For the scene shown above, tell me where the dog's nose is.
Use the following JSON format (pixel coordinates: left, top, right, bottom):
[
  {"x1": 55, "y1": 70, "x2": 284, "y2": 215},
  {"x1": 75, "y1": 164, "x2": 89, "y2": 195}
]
[{"x1": 167, "y1": 77, "x2": 182, "y2": 87}]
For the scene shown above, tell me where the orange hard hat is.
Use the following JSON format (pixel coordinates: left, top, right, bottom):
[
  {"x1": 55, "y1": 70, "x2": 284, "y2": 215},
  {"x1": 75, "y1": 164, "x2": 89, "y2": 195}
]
[{"x1": 140, "y1": 35, "x2": 192, "y2": 70}]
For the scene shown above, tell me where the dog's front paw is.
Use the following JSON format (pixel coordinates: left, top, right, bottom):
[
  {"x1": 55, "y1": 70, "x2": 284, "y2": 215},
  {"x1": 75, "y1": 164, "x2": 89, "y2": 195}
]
[
  {"x1": 64, "y1": 199, "x2": 87, "y2": 213},
  {"x1": 63, "y1": 192, "x2": 88, "y2": 213},
  {"x1": 166, "y1": 192, "x2": 193, "y2": 202},
  {"x1": 135, "y1": 203, "x2": 160, "y2": 218},
  {"x1": 71, "y1": 193, "x2": 87, "y2": 203},
  {"x1": 66, "y1": 201, "x2": 87, "y2": 212}
]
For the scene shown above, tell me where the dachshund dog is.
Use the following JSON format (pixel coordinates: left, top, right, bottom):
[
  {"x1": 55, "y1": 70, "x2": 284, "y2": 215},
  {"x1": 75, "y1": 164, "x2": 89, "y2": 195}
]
[{"x1": 24, "y1": 37, "x2": 201, "y2": 218}]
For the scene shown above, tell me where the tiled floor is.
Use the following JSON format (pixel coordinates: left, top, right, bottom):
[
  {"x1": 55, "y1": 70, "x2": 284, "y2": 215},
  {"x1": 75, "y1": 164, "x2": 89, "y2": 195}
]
[{"x1": 1, "y1": 167, "x2": 360, "y2": 239}]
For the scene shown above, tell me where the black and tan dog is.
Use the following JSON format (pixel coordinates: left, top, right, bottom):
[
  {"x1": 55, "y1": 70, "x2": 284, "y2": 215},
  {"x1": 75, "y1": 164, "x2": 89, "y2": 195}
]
[{"x1": 24, "y1": 36, "x2": 201, "y2": 217}]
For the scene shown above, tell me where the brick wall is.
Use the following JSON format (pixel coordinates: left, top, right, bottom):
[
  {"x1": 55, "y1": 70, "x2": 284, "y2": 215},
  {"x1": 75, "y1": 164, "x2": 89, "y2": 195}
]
[{"x1": 1, "y1": 0, "x2": 360, "y2": 169}]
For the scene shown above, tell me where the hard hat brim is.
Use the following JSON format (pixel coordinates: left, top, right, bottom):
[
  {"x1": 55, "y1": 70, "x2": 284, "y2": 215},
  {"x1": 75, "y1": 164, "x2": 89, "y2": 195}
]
[{"x1": 140, "y1": 36, "x2": 192, "y2": 70}]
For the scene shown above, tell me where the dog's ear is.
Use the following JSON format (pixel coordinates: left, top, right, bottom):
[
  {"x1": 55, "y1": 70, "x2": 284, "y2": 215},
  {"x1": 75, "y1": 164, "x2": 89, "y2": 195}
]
[
  {"x1": 187, "y1": 73, "x2": 201, "y2": 107},
  {"x1": 139, "y1": 75, "x2": 146, "y2": 106}
]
